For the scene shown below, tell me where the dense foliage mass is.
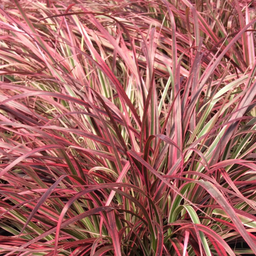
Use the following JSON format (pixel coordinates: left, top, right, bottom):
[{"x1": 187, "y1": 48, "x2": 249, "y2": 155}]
[{"x1": 1, "y1": 0, "x2": 256, "y2": 255}]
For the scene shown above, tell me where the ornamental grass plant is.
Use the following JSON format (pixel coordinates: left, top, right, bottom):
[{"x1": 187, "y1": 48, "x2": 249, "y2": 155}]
[{"x1": 1, "y1": 0, "x2": 256, "y2": 255}]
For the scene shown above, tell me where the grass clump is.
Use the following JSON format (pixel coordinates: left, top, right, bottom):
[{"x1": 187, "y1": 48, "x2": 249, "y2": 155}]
[{"x1": 1, "y1": 0, "x2": 256, "y2": 255}]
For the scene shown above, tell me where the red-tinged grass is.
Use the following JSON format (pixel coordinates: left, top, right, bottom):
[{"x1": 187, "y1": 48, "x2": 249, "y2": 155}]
[{"x1": 1, "y1": 0, "x2": 256, "y2": 255}]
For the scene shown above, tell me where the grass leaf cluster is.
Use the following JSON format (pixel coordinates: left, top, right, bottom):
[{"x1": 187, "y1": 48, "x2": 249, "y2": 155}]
[{"x1": 1, "y1": 0, "x2": 256, "y2": 255}]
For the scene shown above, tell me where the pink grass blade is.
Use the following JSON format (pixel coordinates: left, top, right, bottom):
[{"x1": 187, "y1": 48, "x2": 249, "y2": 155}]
[
  {"x1": 20, "y1": 175, "x2": 68, "y2": 233},
  {"x1": 245, "y1": 6, "x2": 255, "y2": 69},
  {"x1": 155, "y1": 222, "x2": 164, "y2": 256},
  {"x1": 92, "y1": 245, "x2": 114, "y2": 256},
  {"x1": 182, "y1": 230, "x2": 189, "y2": 256},
  {"x1": 106, "y1": 210, "x2": 122, "y2": 256}
]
